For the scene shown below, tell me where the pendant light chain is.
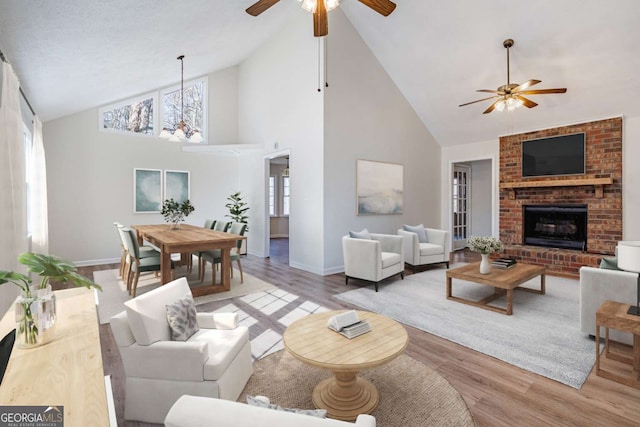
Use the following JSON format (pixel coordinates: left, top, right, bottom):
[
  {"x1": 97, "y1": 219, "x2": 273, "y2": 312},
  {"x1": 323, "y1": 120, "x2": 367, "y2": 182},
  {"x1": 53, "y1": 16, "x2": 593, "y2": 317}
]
[{"x1": 178, "y1": 55, "x2": 185, "y2": 125}]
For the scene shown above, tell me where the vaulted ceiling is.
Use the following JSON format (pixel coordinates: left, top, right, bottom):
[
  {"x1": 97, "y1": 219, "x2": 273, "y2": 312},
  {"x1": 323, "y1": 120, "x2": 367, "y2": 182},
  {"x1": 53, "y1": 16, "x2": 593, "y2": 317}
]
[{"x1": 1, "y1": 0, "x2": 638, "y2": 146}]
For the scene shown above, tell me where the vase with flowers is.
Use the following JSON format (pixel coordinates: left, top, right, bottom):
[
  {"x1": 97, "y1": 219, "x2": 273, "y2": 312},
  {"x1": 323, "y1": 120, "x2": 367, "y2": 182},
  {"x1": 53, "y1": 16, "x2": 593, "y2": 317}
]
[
  {"x1": 0, "y1": 252, "x2": 102, "y2": 348},
  {"x1": 467, "y1": 236, "x2": 504, "y2": 274}
]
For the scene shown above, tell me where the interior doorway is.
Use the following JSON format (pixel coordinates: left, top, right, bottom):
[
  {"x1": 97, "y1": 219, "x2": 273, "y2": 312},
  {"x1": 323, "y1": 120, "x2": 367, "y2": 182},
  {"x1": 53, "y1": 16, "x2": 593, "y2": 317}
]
[
  {"x1": 264, "y1": 152, "x2": 290, "y2": 264},
  {"x1": 452, "y1": 164, "x2": 471, "y2": 251}
]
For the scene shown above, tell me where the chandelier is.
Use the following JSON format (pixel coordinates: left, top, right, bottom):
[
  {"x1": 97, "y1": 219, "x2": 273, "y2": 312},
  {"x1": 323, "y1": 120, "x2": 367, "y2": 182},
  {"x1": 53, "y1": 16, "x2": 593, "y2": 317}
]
[{"x1": 159, "y1": 55, "x2": 203, "y2": 143}]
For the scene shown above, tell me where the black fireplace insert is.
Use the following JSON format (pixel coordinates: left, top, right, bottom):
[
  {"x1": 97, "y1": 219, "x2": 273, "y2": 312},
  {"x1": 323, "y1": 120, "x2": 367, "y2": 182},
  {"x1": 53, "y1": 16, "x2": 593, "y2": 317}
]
[{"x1": 523, "y1": 205, "x2": 588, "y2": 251}]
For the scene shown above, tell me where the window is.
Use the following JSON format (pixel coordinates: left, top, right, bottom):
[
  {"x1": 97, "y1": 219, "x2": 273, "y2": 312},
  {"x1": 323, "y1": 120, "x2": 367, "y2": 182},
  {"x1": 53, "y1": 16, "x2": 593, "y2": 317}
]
[
  {"x1": 99, "y1": 92, "x2": 155, "y2": 135},
  {"x1": 283, "y1": 176, "x2": 290, "y2": 216},
  {"x1": 161, "y1": 77, "x2": 207, "y2": 140},
  {"x1": 269, "y1": 176, "x2": 276, "y2": 216}
]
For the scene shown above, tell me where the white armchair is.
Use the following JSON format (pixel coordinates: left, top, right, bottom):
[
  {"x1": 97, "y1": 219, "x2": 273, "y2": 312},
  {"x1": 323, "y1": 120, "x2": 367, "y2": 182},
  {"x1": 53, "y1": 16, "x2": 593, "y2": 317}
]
[
  {"x1": 110, "y1": 277, "x2": 253, "y2": 424},
  {"x1": 397, "y1": 226, "x2": 450, "y2": 272},
  {"x1": 166, "y1": 395, "x2": 377, "y2": 427},
  {"x1": 342, "y1": 233, "x2": 404, "y2": 292},
  {"x1": 579, "y1": 266, "x2": 638, "y2": 345}
]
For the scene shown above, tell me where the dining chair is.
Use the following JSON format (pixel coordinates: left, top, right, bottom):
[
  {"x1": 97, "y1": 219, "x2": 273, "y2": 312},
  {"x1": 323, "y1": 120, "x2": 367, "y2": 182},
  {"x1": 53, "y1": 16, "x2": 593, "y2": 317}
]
[
  {"x1": 114, "y1": 222, "x2": 159, "y2": 280},
  {"x1": 199, "y1": 223, "x2": 247, "y2": 285},
  {"x1": 187, "y1": 219, "x2": 216, "y2": 274},
  {"x1": 119, "y1": 227, "x2": 174, "y2": 297}
]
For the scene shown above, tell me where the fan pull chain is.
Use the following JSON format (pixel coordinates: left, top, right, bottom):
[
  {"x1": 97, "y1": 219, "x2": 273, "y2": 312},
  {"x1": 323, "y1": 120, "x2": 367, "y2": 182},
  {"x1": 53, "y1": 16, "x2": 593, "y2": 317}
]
[
  {"x1": 324, "y1": 36, "x2": 329, "y2": 88},
  {"x1": 318, "y1": 38, "x2": 322, "y2": 92}
]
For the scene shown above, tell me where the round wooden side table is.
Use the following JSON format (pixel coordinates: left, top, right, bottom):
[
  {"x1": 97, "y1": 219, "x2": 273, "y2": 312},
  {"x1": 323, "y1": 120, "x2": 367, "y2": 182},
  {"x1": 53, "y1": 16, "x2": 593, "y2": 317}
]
[{"x1": 283, "y1": 310, "x2": 408, "y2": 421}]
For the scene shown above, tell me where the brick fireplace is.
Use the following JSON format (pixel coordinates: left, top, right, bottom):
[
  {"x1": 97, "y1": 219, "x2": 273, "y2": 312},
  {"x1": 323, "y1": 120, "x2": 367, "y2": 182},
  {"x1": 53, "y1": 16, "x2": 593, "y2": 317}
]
[{"x1": 499, "y1": 117, "x2": 622, "y2": 277}]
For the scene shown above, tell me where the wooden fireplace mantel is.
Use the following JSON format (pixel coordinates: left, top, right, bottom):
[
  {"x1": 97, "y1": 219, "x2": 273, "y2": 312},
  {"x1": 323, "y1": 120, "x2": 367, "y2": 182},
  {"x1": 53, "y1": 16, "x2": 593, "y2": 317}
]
[{"x1": 500, "y1": 176, "x2": 614, "y2": 200}]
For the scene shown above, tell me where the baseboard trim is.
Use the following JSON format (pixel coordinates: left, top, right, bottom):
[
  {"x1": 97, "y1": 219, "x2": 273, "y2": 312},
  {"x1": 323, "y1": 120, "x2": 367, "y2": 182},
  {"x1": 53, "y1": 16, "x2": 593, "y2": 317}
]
[{"x1": 74, "y1": 257, "x2": 120, "y2": 267}]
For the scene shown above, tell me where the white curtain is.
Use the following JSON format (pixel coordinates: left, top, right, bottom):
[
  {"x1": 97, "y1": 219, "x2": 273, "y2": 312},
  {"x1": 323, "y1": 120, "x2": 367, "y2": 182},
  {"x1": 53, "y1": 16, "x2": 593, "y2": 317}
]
[
  {"x1": 0, "y1": 61, "x2": 28, "y2": 269},
  {"x1": 30, "y1": 116, "x2": 49, "y2": 254},
  {"x1": 0, "y1": 61, "x2": 28, "y2": 315}
]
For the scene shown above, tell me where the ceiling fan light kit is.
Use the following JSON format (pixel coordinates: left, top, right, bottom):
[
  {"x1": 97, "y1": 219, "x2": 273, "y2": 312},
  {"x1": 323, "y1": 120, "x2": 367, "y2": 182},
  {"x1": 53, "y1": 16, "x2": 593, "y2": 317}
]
[
  {"x1": 246, "y1": 0, "x2": 396, "y2": 37},
  {"x1": 459, "y1": 38, "x2": 567, "y2": 114}
]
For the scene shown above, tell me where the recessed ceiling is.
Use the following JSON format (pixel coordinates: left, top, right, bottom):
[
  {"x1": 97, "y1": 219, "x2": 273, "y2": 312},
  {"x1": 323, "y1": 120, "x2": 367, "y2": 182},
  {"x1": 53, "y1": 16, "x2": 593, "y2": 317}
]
[{"x1": 1, "y1": 0, "x2": 639, "y2": 147}]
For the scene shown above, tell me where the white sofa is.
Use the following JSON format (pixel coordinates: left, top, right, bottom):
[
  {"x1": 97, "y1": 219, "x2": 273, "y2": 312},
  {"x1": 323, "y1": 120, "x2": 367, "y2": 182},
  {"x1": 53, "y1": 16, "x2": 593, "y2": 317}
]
[
  {"x1": 165, "y1": 395, "x2": 376, "y2": 427},
  {"x1": 397, "y1": 226, "x2": 450, "y2": 272},
  {"x1": 109, "y1": 277, "x2": 253, "y2": 423},
  {"x1": 342, "y1": 233, "x2": 404, "y2": 292},
  {"x1": 579, "y1": 266, "x2": 638, "y2": 345}
]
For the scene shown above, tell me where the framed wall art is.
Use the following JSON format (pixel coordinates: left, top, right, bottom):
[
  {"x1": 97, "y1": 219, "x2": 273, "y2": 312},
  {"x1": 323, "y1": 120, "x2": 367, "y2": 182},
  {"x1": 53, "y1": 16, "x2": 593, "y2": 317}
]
[
  {"x1": 164, "y1": 170, "x2": 190, "y2": 203},
  {"x1": 134, "y1": 168, "x2": 162, "y2": 213},
  {"x1": 356, "y1": 160, "x2": 403, "y2": 215}
]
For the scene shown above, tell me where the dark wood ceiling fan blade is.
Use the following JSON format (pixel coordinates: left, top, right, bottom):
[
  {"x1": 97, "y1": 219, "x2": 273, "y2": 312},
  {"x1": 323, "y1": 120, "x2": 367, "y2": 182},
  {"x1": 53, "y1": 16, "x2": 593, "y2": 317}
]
[
  {"x1": 358, "y1": 0, "x2": 397, "y2": 16},
  {"x1": 515, "y1": 95, "x2": 538, "y2": 108},
  {"x1": 314, "y1": 2, "x2": 328, "y2": 37},
  {"x1": 459, "y1": 95, "x2": 499, "y2": 108},
  {"x1": 512, "y1": 79, "x2": 541, "y2": 93},
  {"x1": 246, "y1": 0, "x2": 279, "y2": 16},
  {"x1": 518, "y1": 88, "x2": 567, "y2": 95},
  {"x1": 483, "y1": 99, "x2": 503, "y2": 114}
]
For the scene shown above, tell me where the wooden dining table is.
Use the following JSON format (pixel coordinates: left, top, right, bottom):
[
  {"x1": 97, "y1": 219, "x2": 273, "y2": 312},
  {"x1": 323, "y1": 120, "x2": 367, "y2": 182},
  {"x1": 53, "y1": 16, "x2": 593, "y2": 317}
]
[{"x1": 133, "y1": 224, "x2": 245, "y2": 297}]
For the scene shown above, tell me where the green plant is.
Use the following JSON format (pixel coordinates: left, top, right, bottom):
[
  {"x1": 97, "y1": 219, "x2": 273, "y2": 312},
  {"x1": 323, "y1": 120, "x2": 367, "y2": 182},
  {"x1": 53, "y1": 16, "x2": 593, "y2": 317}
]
[
  {"x1": 161, "y1": 198, "x2": 195, "y2": 227},
  {"x1": 225, "y1": 191, "x2": 249, "y2": 231},
  {"x1": 0, "y1": 252, "x2": 102, "y2": 345}
]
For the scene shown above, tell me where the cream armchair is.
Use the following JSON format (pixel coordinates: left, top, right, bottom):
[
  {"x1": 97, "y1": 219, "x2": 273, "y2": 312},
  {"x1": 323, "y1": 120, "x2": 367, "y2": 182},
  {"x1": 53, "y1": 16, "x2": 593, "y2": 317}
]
[
  {"x1": 397, "y1": 226, "x2": 450, "y2": 272},
  {"x1": 342, "y1": 233, "x2": 404, "y2": 292},
  {"x1": 579, "y1": 266, "x2": 638, "y2": 345},
  {"x1": 110, "y1": 277, "x2": 253, "y2": 424}
]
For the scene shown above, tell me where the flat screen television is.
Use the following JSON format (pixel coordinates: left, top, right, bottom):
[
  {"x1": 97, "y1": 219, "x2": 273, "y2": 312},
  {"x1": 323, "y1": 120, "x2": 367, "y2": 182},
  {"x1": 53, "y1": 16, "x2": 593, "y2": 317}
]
[{"x1": 521, "y1": 133, "x2": 585, "y2": 178}]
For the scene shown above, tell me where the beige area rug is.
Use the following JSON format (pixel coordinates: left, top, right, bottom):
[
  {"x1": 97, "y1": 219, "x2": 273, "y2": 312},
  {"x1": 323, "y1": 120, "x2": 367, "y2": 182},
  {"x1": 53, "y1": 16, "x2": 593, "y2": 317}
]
[
  {"x1": 239, "y1": 350, "x2": 476, "y2": 427},
  {"x1": 94, "y1": 265, "x2": 276, "y2": 324}
]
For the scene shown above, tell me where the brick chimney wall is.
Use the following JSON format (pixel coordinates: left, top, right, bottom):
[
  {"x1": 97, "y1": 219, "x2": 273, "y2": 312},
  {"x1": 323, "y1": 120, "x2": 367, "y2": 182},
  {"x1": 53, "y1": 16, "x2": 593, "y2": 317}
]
[{"x1": 499, "y1": 117, "x2": 622, "y2": 276}]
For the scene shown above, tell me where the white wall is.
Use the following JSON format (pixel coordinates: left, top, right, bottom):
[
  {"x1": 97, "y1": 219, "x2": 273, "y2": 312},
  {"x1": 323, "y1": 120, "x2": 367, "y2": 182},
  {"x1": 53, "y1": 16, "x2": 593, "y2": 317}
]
[
  {"x1": 237, "y1": 11, "x2": 325, "y2": 273},
  {"x1": 441, "y1": 139, "x2": 499, "y2": 246},
  {"x1": 322, "y1": 10, "x2": 442, "y2": 272},
  {"x1": 469, "y1": 159, "x2": 492, "y2": 237},
  {"x1": 43, "y1": 67, "x2": 242, "y2": 263},
  {"x1": 623, "y1": 116, "x2": 640, "y2": 239}
]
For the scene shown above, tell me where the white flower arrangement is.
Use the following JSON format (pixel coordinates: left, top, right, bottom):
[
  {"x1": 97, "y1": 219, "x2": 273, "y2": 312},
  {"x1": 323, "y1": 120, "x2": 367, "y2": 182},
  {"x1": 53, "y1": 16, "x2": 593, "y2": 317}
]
[{"x1": 467, "y1": 236, "x2": 504, "y2": 254}]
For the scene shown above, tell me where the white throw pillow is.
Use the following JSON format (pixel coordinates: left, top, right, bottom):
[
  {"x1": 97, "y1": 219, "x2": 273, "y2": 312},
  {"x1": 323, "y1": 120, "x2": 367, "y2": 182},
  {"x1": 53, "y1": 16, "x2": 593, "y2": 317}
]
[
  {"x1": 349, "y1": 228, "x2": 371, "y2": 239},
  {"x1": 403, "y1": 224, "x2": 428, "y2": 243}
]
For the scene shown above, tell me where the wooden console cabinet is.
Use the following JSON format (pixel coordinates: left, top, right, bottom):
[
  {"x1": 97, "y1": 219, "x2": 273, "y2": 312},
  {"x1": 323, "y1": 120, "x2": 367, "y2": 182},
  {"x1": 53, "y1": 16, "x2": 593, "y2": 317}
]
[{"x1": 0, "y1": 288, "x2": 111, "y2": 426}]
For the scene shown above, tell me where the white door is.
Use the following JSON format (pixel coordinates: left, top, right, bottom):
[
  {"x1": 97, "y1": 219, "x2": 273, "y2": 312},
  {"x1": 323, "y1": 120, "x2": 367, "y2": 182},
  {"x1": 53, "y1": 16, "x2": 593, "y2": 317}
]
[{"x1": 452, "y1": 164, "x2": 471, "y2": 251}]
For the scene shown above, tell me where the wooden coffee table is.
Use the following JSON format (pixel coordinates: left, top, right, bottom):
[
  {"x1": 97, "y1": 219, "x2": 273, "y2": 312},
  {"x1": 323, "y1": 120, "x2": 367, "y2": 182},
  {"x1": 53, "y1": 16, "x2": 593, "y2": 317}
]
[
  {"x1": 446, "y1": 262, "x2": 545, "y2": 315},
  {"x1": 283, "y1": 310, "x2": 408, "y2": 421}
]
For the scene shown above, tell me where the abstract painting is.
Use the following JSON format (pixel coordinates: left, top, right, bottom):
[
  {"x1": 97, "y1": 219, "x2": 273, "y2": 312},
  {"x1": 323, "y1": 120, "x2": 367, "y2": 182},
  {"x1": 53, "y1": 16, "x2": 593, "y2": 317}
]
[
  {"x1": 134, "y1": 168, "x2": 162, "y2": 213},
  {"x1": 164, "y1": 170, "x2": 190, "y2": 203},
  {"x1": 356, "y1": 160, "x2": 403, "y2": 215}
]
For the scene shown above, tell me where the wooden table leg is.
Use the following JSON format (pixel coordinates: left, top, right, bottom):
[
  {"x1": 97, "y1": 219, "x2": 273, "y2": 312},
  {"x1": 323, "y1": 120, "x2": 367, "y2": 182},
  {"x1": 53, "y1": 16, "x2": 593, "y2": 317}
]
[
  {"x1": 633, "y1": 334, "x2": 640, "y2": 380},
  {"x1": 160, "y1": 246, "x2": 172, "y2": 285},
  {"x1": 596, "y1": 323, "x2": 600, "y2": 375},
  {"x1": 446, "y1": 277, "x2": 452, "y2": 298},
  {"x1": 312, "y1": 371, "x2": 378, "y2": 421},
  {"x1": 220, "y1": 247, "x2": 231, "y2": 292},
  {"x1": 506, "y1": 289, "x2": 513, "y2": 315},
  {"x1": 540, "y1": 273, "x2": 546, "y2": 294}
]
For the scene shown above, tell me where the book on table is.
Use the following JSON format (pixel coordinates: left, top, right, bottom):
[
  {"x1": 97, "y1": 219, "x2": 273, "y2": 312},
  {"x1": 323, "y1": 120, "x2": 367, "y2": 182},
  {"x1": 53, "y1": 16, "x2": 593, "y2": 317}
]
[
  {"x1": 327, "y1": 310, "x2": 371, "y2": 338},
  {"x1": 492, "y1": 258, "x2": 517, "y2": 269}
]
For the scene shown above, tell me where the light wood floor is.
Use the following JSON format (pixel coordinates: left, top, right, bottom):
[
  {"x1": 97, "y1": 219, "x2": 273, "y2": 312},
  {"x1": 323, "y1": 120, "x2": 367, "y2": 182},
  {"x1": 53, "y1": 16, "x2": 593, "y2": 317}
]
[{"x1": 84, "y1": 243, "x2": 640, "y2": 426}]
